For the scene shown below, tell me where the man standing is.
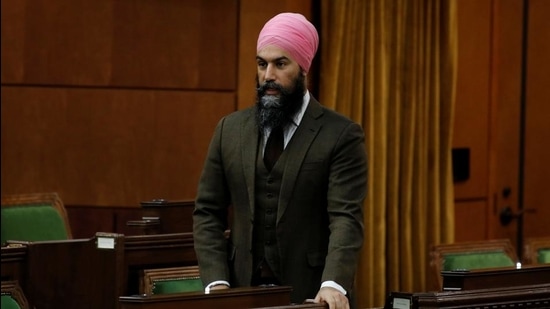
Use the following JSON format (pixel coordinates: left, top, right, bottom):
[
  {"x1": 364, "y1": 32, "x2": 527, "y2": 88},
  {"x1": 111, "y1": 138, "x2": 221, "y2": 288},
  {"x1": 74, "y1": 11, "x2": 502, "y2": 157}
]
[{"x1": 193, "y1": 12, "x2": 367, "y2": 309}]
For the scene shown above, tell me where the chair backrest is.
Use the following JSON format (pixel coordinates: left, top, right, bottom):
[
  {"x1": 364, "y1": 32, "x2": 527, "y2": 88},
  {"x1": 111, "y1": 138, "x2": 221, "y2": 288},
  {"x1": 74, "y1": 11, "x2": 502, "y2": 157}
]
[
  {"x1": 1, "y1": 281, "x2": 29, "y2": 309},
  {"x1": 140, "y1": 265, "x2": 203, "y2": 295},
  {"x1": 429, "y1": 239, "x2": 518, "y2": 290},
  {"x1": 523, "y1": 237, "x2": 550, "y2": 265},
  {"x1": 1, "y1": 192, "x2": 72, "y2": 245}
]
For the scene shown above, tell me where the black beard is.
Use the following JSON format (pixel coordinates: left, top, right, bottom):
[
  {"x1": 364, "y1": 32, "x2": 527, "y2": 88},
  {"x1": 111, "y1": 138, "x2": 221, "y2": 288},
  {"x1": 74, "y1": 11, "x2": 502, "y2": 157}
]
[{"x1": 255, "y1": 74, "x2": 306, "y2": 132}]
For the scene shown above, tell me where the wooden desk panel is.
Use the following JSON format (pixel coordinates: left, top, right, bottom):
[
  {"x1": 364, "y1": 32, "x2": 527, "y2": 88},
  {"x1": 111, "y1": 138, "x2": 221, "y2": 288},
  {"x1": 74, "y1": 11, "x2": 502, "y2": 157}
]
[
  {"x1": 415, "y1": 283, "x2": 550, "y2": 308},
  {"x1": 119, "y1": 286, "x2": 293, "y2": 309},
  {"x1": 442, "y1": 264, "x2": 550, "y2": 291},
  {"x1": 254, "y1": 303, "x2": 328, "y2": 309},
  {"x1": 124, "y1": 232, "x2": 197, "y2": 295},
  {"x1": 0, "y1": 245, "x2": 27, "y2": 283},
  {"x1": 124, "y1": 232, "x2": 196, "y2": 266},
  {"x1": 1, "y1": 232, "x2": 200, "y2": 309},
  {"x1": 7, "y1": 234, "x2": 125, "y2": 309},
  {"x1": 138, "y1": 199, "x2": 195, "y2": 234}
]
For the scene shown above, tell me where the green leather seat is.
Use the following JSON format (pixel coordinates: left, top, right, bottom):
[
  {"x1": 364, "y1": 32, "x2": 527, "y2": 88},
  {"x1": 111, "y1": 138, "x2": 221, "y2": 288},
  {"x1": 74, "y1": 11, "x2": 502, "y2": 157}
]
[
  {"x1": 443, "y1": 251, "x2": 515, "y2": 271},
  {"x1": 1, "y1": 295, "x2": 22, "y2": 309},
  {"x1": 523, "y1": 237, "x2": 550, "y2": 265},
  {"x1": 430, "y1": 239, "x2": 519, "y2": 290},
  {"x1": 1, "y1": 193, "x2": 71, "y2": 246},
  {"x1": 152, "y1": 276, "x2": 203, "y2": 294},
  {"x1": 1, "y1": 204, "x2": 69, "y2": 244},
  {"x1": 142, "y1": 266, "x2": 203, "y2": 295},
  {"x1": 538, "y1": 248, "x2": 550, "y2": 264},
  {"x1": 1, "y1": 281, "x2": 28, "y2": 309}
]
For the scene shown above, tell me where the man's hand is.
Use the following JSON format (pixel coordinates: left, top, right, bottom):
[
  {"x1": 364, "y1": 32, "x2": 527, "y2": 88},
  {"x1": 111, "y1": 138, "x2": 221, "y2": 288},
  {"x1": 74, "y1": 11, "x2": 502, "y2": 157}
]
[{"x1": 313, "y1": 286, "x2": 349, "y2": 309}]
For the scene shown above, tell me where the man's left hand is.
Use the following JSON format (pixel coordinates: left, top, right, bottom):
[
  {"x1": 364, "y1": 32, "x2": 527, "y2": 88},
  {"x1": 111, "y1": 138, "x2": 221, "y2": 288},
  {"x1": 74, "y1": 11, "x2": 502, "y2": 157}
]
[{"x1": 313, "y1": 286, "x2": 349, "y2": 309}]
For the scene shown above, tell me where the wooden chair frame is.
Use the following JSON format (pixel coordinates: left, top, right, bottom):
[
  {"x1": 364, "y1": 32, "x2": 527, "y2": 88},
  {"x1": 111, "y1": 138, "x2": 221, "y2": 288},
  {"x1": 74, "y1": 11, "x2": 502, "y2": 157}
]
[
  {"x1": 1, "y1": 192, "x2": 73, "y2": 240},
  {"x1": 140, "y1": 265, "x2": 201, "y2": 295},
  {"x1": 523, "y1": 237, "x2": 550, "y2": 265},
  {"x1": 429, "y1": 239, "x2": 519, "y2": 291},
  {"x1": 1, "y1": 280, "x2": 29, "y2": 309}
]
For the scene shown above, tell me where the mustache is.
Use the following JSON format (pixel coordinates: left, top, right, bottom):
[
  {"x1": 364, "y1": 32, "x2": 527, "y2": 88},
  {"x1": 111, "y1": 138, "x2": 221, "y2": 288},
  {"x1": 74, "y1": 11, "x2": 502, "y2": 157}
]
[{"x1": 256, "y1": 81, "x2": 283, "y2": 95}]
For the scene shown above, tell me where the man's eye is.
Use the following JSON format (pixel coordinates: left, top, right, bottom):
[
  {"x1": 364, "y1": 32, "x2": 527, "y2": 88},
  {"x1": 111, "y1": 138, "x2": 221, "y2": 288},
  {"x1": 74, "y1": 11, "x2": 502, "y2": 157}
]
[{"x1": 276, "y1": 62, "x2": 286, "y2": 68}]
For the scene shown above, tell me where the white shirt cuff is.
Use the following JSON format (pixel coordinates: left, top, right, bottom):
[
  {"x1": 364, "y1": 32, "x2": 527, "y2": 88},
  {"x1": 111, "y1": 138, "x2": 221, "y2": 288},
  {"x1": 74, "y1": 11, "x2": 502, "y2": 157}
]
[
  {"x1": 205, "y1": 280, "x2": 230, "y2": 294},
  {"x1": 321, "y1": 280, "x2": 347, "y2": 295}
]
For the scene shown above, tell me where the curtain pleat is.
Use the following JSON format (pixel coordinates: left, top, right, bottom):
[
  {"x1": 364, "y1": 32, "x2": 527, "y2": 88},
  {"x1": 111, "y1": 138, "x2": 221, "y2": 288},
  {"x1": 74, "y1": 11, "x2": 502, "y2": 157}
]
[{"x1": 319, "y1": 0, "x2": 457, "y2": 307}]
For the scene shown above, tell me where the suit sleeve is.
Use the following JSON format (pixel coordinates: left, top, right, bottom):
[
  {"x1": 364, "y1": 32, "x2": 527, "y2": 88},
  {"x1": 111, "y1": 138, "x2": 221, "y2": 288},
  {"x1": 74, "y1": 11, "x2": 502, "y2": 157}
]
[
  {"x1": 193, "y1": 117, "x2": 232, "y2": 286},
  {"x1": 322, "y1": 121, "x2": 368, "y2": 291}
]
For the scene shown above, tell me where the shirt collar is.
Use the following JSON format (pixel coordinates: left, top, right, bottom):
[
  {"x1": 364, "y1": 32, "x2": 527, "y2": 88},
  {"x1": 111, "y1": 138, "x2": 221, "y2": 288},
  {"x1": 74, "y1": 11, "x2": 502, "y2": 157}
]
[{"x1": 290, "y1": 90, "x2": 310, "y2": 127}]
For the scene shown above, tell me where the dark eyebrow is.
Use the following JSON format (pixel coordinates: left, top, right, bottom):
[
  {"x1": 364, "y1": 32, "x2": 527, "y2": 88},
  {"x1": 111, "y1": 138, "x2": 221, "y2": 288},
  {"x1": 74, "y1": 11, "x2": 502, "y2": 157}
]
[{"x1": 256, "y1": 56, "x2": 290, "y2": 63}]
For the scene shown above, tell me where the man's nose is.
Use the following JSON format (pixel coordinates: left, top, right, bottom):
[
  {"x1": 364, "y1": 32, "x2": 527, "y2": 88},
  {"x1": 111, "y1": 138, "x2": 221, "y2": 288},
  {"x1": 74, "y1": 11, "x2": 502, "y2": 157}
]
[{"x1": 264, "y1": 64, "x2": 276, "y2": 81}]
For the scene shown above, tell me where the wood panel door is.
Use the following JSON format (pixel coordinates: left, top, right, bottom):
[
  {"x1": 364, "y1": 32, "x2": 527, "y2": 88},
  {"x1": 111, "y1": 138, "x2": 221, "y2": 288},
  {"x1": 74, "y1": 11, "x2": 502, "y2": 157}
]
[
  {"x1": 490, "y1": 0, "x2": 550, "y2": 257},
  {"x1": 455, "y1": 0, "x2": 549, "y2": 251},
  {"x1": 521, "y1": 0, "x2": 550, "y2": 239}
]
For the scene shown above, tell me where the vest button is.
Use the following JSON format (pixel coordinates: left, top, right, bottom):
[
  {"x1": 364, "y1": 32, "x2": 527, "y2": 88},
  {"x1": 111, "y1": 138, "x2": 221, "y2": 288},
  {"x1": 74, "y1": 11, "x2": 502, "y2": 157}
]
[
  {"x1": 267, "y1": 178, "x2": 274, "y2": 184},
  {"x1": 267, "y1": 193, "x2": 274, "y2": 198}
]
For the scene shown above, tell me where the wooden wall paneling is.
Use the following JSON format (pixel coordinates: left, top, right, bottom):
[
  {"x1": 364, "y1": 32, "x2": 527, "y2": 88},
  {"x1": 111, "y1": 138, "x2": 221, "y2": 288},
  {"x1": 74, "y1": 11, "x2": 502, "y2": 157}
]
[
  {"x1": 454, "y1": 200, "x2": 489, "y2": 242},
  {"x1": 22, "y1": 1, "x2": 114, "y2": 85},
  {"x1": 111, "y1": 0, "x2": 238, "y2": 89},
  {"x1": 488, "y1": 0, "x2": 523, "y2": 241},
  {"x1": 523, "y1": 0, "x2": 550, "y2": 238},
  {"x1": 237, "y1": 0, "x2": 313, "y2": 110},
  {"x1": 0, "y1": 87, "x2": 67, "y2": 194},
  {"x1": 454, "y1": 0, "x2": 491, "y2": 200},
  {"x1": 2, "y1": 0, "x2": 239, "y2": 89},
  {"x1": 454, "y1": 0, "x2": 492, "y2": 239},
  {"x1": 1, "y1": 0, "x2": 26, "y2": 83},
  {"x1": 66, "y1": 205, "x2": 118, "y2": 239},
  {"x1": 66, "y1": 205, "x2": 144, "y2": 239},
  {"x1": 0, "y1": 86, "x2": 235, "y2": 206}
]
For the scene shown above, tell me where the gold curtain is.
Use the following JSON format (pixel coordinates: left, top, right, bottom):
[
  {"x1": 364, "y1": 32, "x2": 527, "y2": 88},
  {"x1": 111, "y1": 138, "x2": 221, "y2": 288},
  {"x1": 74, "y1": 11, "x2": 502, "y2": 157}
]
[{"x1": 319, "y1": 0, "x2": 457, "y2": 307}]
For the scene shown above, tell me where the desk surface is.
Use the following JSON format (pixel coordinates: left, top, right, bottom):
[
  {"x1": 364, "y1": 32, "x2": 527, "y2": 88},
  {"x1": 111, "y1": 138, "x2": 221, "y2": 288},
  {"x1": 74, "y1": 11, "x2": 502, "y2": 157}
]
[{"x1": 119, "y1": 286, "x2": 293, "y2": 309}]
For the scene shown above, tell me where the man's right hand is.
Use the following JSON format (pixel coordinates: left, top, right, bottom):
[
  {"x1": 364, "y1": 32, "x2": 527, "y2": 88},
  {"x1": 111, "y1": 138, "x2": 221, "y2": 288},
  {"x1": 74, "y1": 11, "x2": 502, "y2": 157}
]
[{"x1": 209, "y1": 284, "x2": 230, "y2": 291}]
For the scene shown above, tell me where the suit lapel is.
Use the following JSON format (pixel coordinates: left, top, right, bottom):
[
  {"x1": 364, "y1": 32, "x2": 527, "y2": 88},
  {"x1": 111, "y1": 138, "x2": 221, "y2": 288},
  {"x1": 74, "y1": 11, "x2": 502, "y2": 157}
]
[
  {"x1": 277, "y1": 98, "x2": 324, "y2": 223},
  {"x1": 241, "y1": 110, "x2": 259, "y2": 216}
]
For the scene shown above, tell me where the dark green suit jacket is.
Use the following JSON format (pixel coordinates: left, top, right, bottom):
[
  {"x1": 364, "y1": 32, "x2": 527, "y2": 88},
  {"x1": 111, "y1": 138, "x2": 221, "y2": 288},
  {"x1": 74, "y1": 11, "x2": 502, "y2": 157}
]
[{"x1": 193, "y1": 97, "x2": 367, "y2": 303}]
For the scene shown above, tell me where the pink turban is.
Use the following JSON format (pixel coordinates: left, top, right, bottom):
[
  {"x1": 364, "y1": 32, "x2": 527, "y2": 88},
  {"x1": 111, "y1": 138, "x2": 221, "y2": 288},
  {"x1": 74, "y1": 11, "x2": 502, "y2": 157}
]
[{"x1": 257, "y1": 13, "x2": 319, "y2": 73}]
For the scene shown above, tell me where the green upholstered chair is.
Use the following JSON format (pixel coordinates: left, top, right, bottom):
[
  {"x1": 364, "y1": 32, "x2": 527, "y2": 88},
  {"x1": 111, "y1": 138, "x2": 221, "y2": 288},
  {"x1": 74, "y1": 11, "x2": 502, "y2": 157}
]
[
  {"x1": 140, "y1": 265, "x2": 203, "y2": 295},
  {"x1": 1, "y1": 281, "x2": 29, "y2": 309},
  {"x1": 1, "y1": 192, "x2": 72, "y2": 246},
  {"x1": 429, "y1": 239, "x2": 518, "y2": 291},
  {"x1": 523, "y1": 237, "x2": 550, "y2": 265},
  {"x1": 539, "y1": 249, "x2": 550, "y2": 264}
]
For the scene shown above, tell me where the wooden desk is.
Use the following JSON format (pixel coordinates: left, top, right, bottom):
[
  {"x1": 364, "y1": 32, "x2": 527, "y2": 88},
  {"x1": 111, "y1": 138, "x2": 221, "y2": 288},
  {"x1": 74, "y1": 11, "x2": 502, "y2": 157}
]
[
  {"x1": 127, "y1": 199, "x2": 195, "y2": 235},
  {"x1": 124, "y1": 232, "x2": 197, "y2": 295},
  {"x1": 1, "y1": 244, "x2": 27, "y2": 284},
  {"x1": 415, "y1": 283, "x2": 550, "y2": 308},
  {"x1": 441, "y1": 264, "x2": 550, "y2": 291},
  {"x1": 119, "y1": 286, "x2": 293, "y2": 309},
  {"x1": 254, "y1": 303, "x2": 328, "y2": 309},
  {"x1": 7, "y1": 233, "x2": 126, "y2": 309},
  {"x1": 2, "y1": 232, "x2": 199, "y2": 309}
]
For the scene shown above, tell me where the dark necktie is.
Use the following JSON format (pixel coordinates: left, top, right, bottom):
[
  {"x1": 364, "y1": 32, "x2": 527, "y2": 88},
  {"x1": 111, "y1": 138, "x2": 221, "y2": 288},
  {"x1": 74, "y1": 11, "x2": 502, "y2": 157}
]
[{"x1": 264, "y1": 126, "x2": 284, "y2": 171}]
